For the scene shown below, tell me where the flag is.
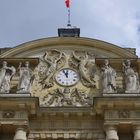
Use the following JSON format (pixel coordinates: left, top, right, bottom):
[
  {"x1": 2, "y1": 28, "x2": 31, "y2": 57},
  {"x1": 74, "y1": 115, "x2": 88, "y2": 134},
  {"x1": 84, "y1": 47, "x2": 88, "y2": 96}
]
[{"x1": 65, "y1": 0, "x2": 70, "y2": 8}]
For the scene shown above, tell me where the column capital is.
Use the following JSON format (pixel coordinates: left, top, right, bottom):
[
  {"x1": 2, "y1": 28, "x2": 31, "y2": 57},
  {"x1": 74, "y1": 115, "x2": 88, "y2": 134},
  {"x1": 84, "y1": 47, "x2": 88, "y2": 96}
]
[
  {"x1": 104, "y1": 125, "x2": 118, "y2": 131},
  {"x1": 16, "y1": 127, "x2": 26, "y2": 131}
]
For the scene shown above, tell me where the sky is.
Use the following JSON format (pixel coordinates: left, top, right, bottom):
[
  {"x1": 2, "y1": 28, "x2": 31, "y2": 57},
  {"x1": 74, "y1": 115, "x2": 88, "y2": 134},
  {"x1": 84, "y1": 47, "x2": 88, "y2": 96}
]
[{"x1": 0, "y1": 0, "x2": 140, "y2": 56}]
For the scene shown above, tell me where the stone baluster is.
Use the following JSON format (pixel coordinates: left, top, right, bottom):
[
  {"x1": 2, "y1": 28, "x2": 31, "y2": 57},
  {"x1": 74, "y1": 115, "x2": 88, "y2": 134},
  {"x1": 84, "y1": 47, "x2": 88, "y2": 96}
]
[
  {"x1": 14, "y1": 128, "x2": 27, "y2": 140},
  {"x1": 105, "y1": 126, "x2": 119, "y2": 140},
  {"x1": 134, "y1": 126, "x2": 140, "y2": 140}
]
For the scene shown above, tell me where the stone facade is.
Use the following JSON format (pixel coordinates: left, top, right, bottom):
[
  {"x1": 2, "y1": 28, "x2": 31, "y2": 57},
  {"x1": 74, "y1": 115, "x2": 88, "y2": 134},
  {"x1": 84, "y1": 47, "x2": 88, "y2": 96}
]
[{"x1": 0, "y1": 37, "x2": 139, "y2": 140}]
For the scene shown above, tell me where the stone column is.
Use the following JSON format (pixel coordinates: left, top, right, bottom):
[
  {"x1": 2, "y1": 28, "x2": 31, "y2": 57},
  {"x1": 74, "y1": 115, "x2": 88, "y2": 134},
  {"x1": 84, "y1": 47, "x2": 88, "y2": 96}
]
[
  {"x1": 134, "y1": 126, "x2": 140, "y2": 140},
  {"x1": 105, "y1": 126, "x2": 119, "y2": 140},
  {"x1": 14, "y1": 128, "x2": 27, "y2": 140}
]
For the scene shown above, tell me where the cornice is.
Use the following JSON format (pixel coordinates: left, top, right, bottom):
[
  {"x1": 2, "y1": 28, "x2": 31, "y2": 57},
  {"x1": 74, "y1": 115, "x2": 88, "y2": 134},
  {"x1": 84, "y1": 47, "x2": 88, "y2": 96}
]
[{"x1": 0, "y1": 37, "x2": 137, "y2": 58}]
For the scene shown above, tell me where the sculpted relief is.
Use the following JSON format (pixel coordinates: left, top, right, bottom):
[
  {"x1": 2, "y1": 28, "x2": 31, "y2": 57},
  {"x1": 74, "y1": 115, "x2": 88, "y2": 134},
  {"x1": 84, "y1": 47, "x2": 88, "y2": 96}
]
[
  {"x1": 41, "y1": 87, "x2": 91, "y2": 107},
  {"x1": 69, "y1": 51, "x2": 97, "y2": 88},
  {"x1": 31, "y1": 50, "x2": 99, "y2": 107},
  {"x1": 38, "y1": 50, "x2": 66, "y2": 88},
  {"x1": 32, "y1": 50, "x2": 99, "y2": 89},
  {"x1": 0, "y1": 49, "x2": 140, "y2": 107}
]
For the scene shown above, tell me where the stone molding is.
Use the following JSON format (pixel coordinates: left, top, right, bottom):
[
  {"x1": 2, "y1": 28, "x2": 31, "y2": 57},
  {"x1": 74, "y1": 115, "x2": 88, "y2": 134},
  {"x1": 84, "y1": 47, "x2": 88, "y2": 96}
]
[
  {"x1": 30, "y1": 120, "x2": 103, "y2": 130},
  {"x1": 0, "y1": 94, "x2": 31, "y2": 97},
  {"x1": 0, "y1": 111, "x2": 28, "y2": 127},
  {"x1": 104, "y1": 110, "x2": 140, "y2": 120},
  {"x1": 103, "y1": 93, "x2": 140, "y2": 97},
  {"x1": 28, "y1": 130, "x2": 105, "y2": 140}
]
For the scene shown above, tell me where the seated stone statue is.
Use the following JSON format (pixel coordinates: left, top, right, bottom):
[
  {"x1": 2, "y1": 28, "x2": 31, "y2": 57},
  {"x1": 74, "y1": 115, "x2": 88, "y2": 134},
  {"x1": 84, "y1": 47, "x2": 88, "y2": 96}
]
[
  {"x1": 0, "y1": 61, "x2": 16, "y2": 93},
  {"x1": 101, "y1": 59, "x2": 117, "y2": 93},
  {"x1": 123, "y1": 59, "x2": 140, "y2": 93}
]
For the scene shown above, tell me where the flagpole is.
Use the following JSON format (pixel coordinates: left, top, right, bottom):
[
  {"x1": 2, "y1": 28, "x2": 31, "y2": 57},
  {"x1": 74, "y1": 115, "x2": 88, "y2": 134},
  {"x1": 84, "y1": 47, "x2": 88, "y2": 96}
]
[{"x1": 67, "y1": 7, "x2": 71, "y2": 26}]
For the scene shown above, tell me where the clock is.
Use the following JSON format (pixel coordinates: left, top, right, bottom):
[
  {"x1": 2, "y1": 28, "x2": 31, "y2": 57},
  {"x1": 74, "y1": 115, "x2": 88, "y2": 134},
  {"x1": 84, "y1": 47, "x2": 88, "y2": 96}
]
[{"x1": 55, "y1": 68, "x2": 79, "y2": 86}]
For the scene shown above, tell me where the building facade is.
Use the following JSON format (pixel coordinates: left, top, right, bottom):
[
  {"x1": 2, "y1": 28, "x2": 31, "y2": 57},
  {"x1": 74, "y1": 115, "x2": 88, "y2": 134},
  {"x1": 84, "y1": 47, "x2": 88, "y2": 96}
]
[{"x1": 0, "y1": 35, "x2": 140, "y2": 140}]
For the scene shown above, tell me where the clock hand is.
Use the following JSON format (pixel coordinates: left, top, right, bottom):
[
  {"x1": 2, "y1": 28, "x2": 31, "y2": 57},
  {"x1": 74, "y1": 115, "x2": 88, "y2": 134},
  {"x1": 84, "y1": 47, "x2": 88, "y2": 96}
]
[
  {"x1": 65, "y1": 70, "x2": 69, "y2": 78},
  {"x1": 63, "y1": 70, "x2": 68, "y2": 78}
]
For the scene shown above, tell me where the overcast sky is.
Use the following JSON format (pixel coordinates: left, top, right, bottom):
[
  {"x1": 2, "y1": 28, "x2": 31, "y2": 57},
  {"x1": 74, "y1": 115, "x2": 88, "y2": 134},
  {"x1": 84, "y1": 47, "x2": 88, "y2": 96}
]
[{"x1": 0, "y1": 0, "x2": 140, "y2": 56}]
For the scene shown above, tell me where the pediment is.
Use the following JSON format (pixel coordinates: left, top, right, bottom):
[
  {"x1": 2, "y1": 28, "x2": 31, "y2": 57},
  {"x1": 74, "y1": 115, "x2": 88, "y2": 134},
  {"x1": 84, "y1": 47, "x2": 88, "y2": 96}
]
[
  {"x1": 0, "y1": 37, "x2": 137, "y2": 58},
  {"x1": 0, "y1": 37, "x2": 139, "y2": 108}
]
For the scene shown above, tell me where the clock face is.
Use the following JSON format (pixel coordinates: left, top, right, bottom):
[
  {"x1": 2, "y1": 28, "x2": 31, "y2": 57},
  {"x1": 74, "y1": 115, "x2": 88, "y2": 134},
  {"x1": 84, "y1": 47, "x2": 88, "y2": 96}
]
[{"x1": 55, "y1": 69, "x2": 79, "y2": 86}]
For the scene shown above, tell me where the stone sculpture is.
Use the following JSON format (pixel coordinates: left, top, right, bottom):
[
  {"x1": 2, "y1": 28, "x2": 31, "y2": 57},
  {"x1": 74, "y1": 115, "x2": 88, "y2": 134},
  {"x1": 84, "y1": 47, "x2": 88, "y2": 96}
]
[
  {"x1": 37, "y1": 50, "x2": 66, "y2": 88},
  {"x1": 69, "y1": 51, "x2": 97, "y2": 88},
  {"x1": 123, "y1": 59, "x2": 140, "y2": 93},
  {"x1": 41, "y1": 88, "x2": 90, "y2": 107},
  {"x1": 101, "y1": 59, "x2": 117, "y2": 93},
  {"x1": 0, "y1": 61, "x2": 16, "y2": 93},
  {"x1": 17, "y1": 61, "x2": 33, "y2": 93}
]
